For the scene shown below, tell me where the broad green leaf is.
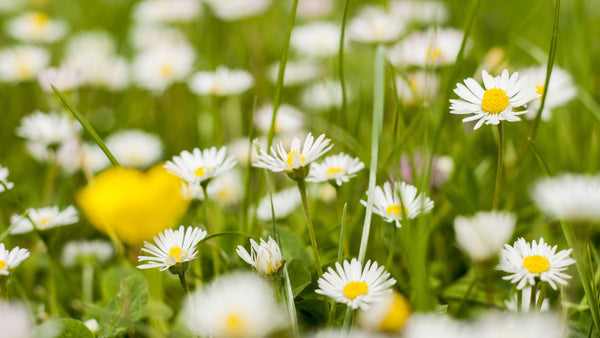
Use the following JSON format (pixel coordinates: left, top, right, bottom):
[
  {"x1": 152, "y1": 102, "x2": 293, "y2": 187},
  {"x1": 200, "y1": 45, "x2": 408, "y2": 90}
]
[{"x1": 287, "y1": 259, "x2": 311, "y2": 297}]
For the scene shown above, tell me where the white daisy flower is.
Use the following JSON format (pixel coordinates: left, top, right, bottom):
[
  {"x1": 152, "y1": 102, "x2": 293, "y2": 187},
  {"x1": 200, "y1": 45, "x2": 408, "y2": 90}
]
[
  {"x1": 268, "y1": 61, "x2": 319, "y2": 87},
  {"x1": 5, "y1": 11, "x2": 68, "y2": 43},
  {"x1": 0, "y1": 45, "x2": 50, "y2": 82},
  {"x1": 256, "y1": 187, "x2": 301, "y2": 221},
  {"x1": 307, "y1": 153, "x2": 365, "y2": 186},
  {"x1": 132, "y1": 42, "x2": 195, "y2": 93},
  {"x1": 473, "y1": 312, "x2": 565, "y2": 338},
  {"x1": 291, "y1": 22, "x2": 345, "y2": 58},
  {"x1": 10, "y1": 205, "x2": 79, "y2": 234},
  {"x1": 450, "y1": 69, "x2": 540, "y2": 130},
  {"x1": 315, "y1": 258, "x2": 396, "y2": 310},
  {"x1": 454, "y1": 211, "x2": 516, "y2": 262},
  {"x1": 520, "y1": 65, "x2": 577, "y2": 120},
  {"x1": 0, "y1": 164, "x2": 14, "y2": 193},
  {"x1": 390, "y1": 1, "x2": 449, "y2": 24},
  {"x1": 0, "y1": 302, "x2": 33, "y2": 338},
  {"x1": 388, "y1": 28, "x2": 465, "y2": 68},
  {"x1": 403, "y1": 314, "x2": 468, "y2": 338},
  {"x1": 395, "y1": 71, "x2": 441, "y2": 105},
  {"x1": 302, "y1": 80, "x2": 346, "y2": 111},
  {"x1": 182, "y1": 170, "x2": 243, "y2": 206},
  {"x1": 504, "y1": 286, "x2": 549, "y2": 313},
  {"x1": 105, "y1": 130, "x2": 163, "y2": 168},
  {"x1": 61, "y1": 240, "x2": 114, "y2": 268},
  {"x1": 498, "y1": 237, "x2": 575, "y2": 290},
  {"x1": 37, "y1": 66, "x2": 85, "y2": 93},
  {"x1": 188, "y1": 66, "x2": 254, "y2": 96},
  {"x1": 0, "y1": 243, "x2": 30, "y2": 275},
  {"x1": 137, "y1": 225, "x2": 207, "y2": 271},
  {"x1": 236, "y1": 236, "x2": 284, "y2": 277},
  {"x1": 16, "y1": 111, "x2": 79, "y2": 149},
  {"x1": 164, "y1": 146, "x2": 237, "y2": 186},
  {"x1": 357, "y1": 291, "x2": 411, "y2": 333},
  {"x1": 204, "y1": 0, "x2": 272, "y2": 21},
  {"x1": 297, "y1": 0, "x2": 333, "y2": 19},
  {"x1": 133, "y1": 0, "x2": 202, "y2": 24},
  {"x1": 348, "y1": 6, "x2": 405, "y2": 44},
  {"x1": 129, "y1": 25, "x2": 188, "y2": 51},
  {"x1": 363, "y1": 181, "x2": 434, "y2": 228},
  {"x1": 0, "y1": 0, "x2": 26, "y2": 12},
  {"x1": 530, "y1": 174, "x2": 600, "y2": 222},
  {"x1": 185, "y1": 272, "x2": 286, "y2": 337},
  {"x1": 254, "y1": 104, "x2": 304, "y2": 135}
]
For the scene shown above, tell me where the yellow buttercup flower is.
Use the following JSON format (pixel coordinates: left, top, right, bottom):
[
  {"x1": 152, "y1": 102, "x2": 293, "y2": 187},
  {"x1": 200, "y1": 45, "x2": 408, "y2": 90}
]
[{"x1": 77, "y1": 165, "x2": 189, "y2": 245}]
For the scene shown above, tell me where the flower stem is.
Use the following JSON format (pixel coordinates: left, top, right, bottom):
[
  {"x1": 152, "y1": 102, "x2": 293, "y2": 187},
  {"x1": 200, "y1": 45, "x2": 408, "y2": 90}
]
[
  {"x1": 536, "y1": 282, "x2": 547, "y2": 312},
  {"x1": 529, "y1": 280, "x2": 537, "y2": 312},
  {"x1": 297, "y1": 179, "x2": 323, "y2": 277},
  {"x1": 82, "y1": 263, "x2": 94, "y2": 305},
  {"x1": 177, "y1": 271, "x2": 190, "y2": 295},
  {"x1": 492, "y1": 123, "x2": 504, "y2": 210}
]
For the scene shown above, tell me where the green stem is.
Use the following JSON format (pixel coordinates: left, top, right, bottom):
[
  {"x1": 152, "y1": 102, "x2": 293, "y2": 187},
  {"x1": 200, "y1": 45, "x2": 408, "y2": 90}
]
[
  {"x1": 1, "y1": 277, "x2": 8, "y2": 301},
  {"x1": 457, "y1": 269, "x2": 478, "y2": 316},
  {"x1": 82, "y1": 263, "x2": 94, "y2": 305},
  {"x1": 529, "y1": 280, "x2": 537, "y2": 312},
  {"x1": 297, "y1": 179, "x2": 322, "y2": 277},
  {"x1": 338, "y1": 0, "x2": 350, "y2": 125},
  {"x1": 492, "y1": 123, "x2": 504, "y2": 210},
  {"x1": 342, "y1": 307, "x2": 353, "y2": 332},
  {"x1": 536, "y1": 283, "x2": 547, "y2": 312},
  {"x1": 42, "y1": 154, "x2": 57, "y2": 205},
  {"x1": 337, "y1": 203, "x2": 347, "y2": 263},
  {"x1": 178, "y1": 271, "x2": 190, "y2": 295}
]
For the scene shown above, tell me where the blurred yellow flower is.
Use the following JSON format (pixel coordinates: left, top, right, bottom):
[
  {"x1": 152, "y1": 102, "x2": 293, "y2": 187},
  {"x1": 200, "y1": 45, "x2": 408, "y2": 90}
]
[{"x1": 77, "y1": 165, "x2": 189, "y2": 245}]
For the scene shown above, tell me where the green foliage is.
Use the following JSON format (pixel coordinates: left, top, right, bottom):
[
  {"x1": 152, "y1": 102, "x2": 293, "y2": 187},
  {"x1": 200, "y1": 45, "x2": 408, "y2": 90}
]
[{"x1": 33, "y1": 319, "x2": 94, "y2": 338}]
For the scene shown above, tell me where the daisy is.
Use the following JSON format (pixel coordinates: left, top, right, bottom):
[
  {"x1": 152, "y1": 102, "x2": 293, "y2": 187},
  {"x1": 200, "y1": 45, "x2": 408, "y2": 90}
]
[
  {"x1": 390, "y1": 1, "x2": 449, "y2": 24},
  {"x1": 105, "y1": 130, "x2": 163, "y2": 168},
  {"x1": 182, "y1": 170, "x2": 243, "y2": 206},
  {"x1": 498, "y1": 237, "x2": 575, "y2": 290},
  {"x1": 185, "y1": 272, "x2": 286, "y2": 337},
  {"x1": 363, "y1": 181, "x2": 434, "y2": 228},
  {"x1": 268, "y1": 61, "x2": 319, "y2": 87},
  {"x1": 395, "y1": 71, "x2": 441, "y2": 105},
  {"x1": 307, "y1": 153, "x2": 365, "y2": 186},
  {"x1": 164, "y1": 146, "x2": 237, "y2": 186},
  {"x1": 132, "y1": 42, "x2": 195, "y2": 93},
  {"x1": 204, "y1": 0, "x2": 272, "y2": 21},
  {"x1": 132, "y1": 0, "x2": 202, "y2": 24},
  {"x1": 0, "y1": 164, "x2": 14, "y2": 192},
  {"x1": 10, "y1": 205, "x2": 79, "y2": 234},
  {"x1": 291, "y1": 22, "x2": 345, "y2": 58},
  {"x1": 388, "y1": 28, "x2": 465, "y2": 68},
  {"x1": 37, "y1": 66, "x2": 85, "y2": 93},
  {"x1": 0, "y1": 45, "x2": 50, "y2": 83},
  {"x1": 236, "y1": 236, "x2": 284, "y2": 277},
  {"x1": 348, "y1": 6, "x2": 405, "y2": 44},
  {"x1": 188, "y1": 66, "x2": 254, "y2": 96},
  {"x1": 450, "y1": 69, "x2": 540, "y2": 130},
  {"x1": 357, "y1": 291, "x2": 411, "y2": 333},
  {"x1": 473, "y1": 312, "x2": 564, "y2": 338},
  {"x1": 253, "y1": 133, "x2": 333, "y2": 180},
  {"x1": 297, "y1": 0, "x2": 334, "y2": 19},
  {"x1": 0, "y1": 243, "x2": 30, "y2": 275},
  {"x1": 16, "y1": 111, "x2": 79, "y2": 149},
  {"x1": 302, "y1": 80, "x2": 346, "y2": 111},
  {"x1": 530, "y1": 174, "x2": 600, "y2": 222},
  {"x1": 137, "y1": 225, "x2": 207, "y2": 271},
  {"x1": 61, "y1": 240, "x2": 114, "y2": 268},
  {"x1": 454, "y1": 211, "x2": 516, "y2": 262},
  {"x1": 0, "y1": 302, "x2": 33, "y2": 338},
  {"x1": 254, "y1": 104, "x2": 304, "y2": 135},
  {"x1": 129, "y1": 25, "x2": 187, "y2": 51},
  {"x1": 520, "y1": 65, "x2": 576, "y2": 120},
  {"x1": 256, "y1": 187, "x2": 301, "y2": 221},
  {"x1": 315, "y1": 258, "x2": 396, "y2": 310},
  {"x1": 403, "y1": 314, "x2": 468, "y2": 338},
  {"x1": 5, "y1": 11, "x2": 68, "y2": 43}
]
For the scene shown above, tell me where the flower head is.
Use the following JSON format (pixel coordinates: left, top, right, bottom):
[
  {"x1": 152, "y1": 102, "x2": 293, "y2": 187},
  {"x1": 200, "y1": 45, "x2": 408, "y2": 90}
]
[
  {"x1": 164, "y1": 146, "x2": 236, "y2": 186},
  {"x1": 132, "y1": 41, "x2": 195, "y2": 93},
  {"x1": 454, "y1": 211, "x2": 516, "y2": 262},
  {"x1": 302, "y1": 80, "x2": 346, "y2": 111},
  {"x1": 37, "y1": 66, "x2": 85, "y2": 93},
  {"x1": 105, "y1": 130, "x2": 163, "y2": 168},
  {"x1": 357, "y1": 291, "x2": 411, "y2": 333},
  {"x1": 0, "y1": 45, "x2": 50, "y2": 82},
  {"x1": 348, "y1": 6, "x2": 405, "y2": 44},
  {"x1": 10, "y1": 206, "x2": 78, "y2": 234},
  {"x1": 316, "y1": 258, "x2": 396, "y2": 310},
  {"x1": 388, "y1": 28, "x2": 464, "y2": 68},
  {"x1": 61, "y1": 240, "x2": 114, "y2": 268},
  {"x1": 5, "y1": 11, "x2": 68, "y2": 43},
  {"x1": 188, "y1": 66, "x2": 254, "y2": 96},
  {"x1": 0, "y1": 244, "x2": 29, "y2": 275},
  {"x1": 307, "y1": 153, "x2": 365, "y2": 186},
  {"x1": 504, "y1": 286, "x2": 549, "y2": 313},
  {"x1": 0, "y1": 302, "x2": 33, "y2": 338},
  {"x1": 363, "y1": 181, "x2": 434, "y2": 228},
  {"x1": 450, "y1": 69, "x2": 540, "y2": 130},
  {"x1": 521, "y1": 65, "x2": 576, "y2": 120},
  {"x1": 16, "y1": 111, "x2": 79, "y2": 150},
  {"x1": 204, "y1": 0, "x2": 272, "y2": 21},
  {"x1": 498, "y1": 237, "x2": 575, "y2": 290},
  {"x1": 0, "y1": 164, "x2": 14, "y2": 193},
  {"x1": 138, "y1": 225, "x2": 207, "y2": 271},
  {"x1": 291, "y1": 22, "x2": 344, "y2": 58},
  {"x1": 237, "y1": 237, "x2": 284, "y2": 277},
  {"x1": 133, "y1": 0, "x2": 202, "y2": 24},
  {"x1": 254, "y1": 104, "x2": 304, "y2": 135}
]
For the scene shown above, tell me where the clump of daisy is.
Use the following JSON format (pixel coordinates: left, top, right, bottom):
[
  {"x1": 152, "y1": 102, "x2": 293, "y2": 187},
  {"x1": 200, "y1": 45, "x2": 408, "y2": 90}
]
[
  {"x1": 316, "y1": 258, "x2": 396, "y2": 310},
  {"x1": 254, "y1": 104, "x2": 304, "y2": 135},
  {"x1": 61, "y1": 240, "x2": 114, "y2": 268},
  {"x1": 530, "y1": 174, "x2": 600, "y2": 222},
  {"x1": 471, "y1": 312, "x2": 565, "y2": 338},
  {"x1": 0, "y1": 243, "x2": 30, "y2": 276},
  {"x1": 132, "y1": 0, "x2": 202, "y2": 24},
  {"x1": 291, "y1": 22, "x2": 344, "y2": 58},
  {"x1": 236, "y1": 237, "x2": 284, "y2": 278},
  {"x1": 520, "y1": 65, "x2": 576, "y2": 120},
  {"x1": 0, "y1": 45, "x2": 50, "y2": 83},
  {"x1": 454, "y1": 211, "x2": 516, "y2": 262},
  {"x1": 129, "y1": 25, "x2": 188, "y2": 51},
  {"x1": 364, "y1": 181, "x2": 434, "y2": 228},
  {"x1": 0, "y1": 164, "x2": 14, "y2": 193},
  {"x1": 10, "y1": 205, "x2": 79, "y2": 234},
  {"x1": 450, "y1": 69, "x2": 540, "y2": 130},
  {"x1": 185, "y1": 272, "x2": 286, "y2": 337},
  {"x1": 390, "y1": 1, "x2": 449, "y2": 24},
  {"x1": 132, "y1": 41, "x2": 195, "y2": 93},
  {"x1": 388, "y1": 28, "x2": 464, "y2": 68},
  {"x1": 348, "y1": 6, "x2": 405, "y2": 44},
  {"x1": 256, "y1": 187, "x2": 301, "y2": 221},
  {"x1": 164, "y1": 146, "x2": 237, "y2": 189},
  {"x1": 105, "y1": 130, "x2": 163, "y2": 168},
  {"x1": 498, "y1": 237, "x2": 575, "y2": 290},
  {"x1": 188, "y1": 66, "x2": 254, "y2": 97},
  {"x1": 357, "y1": 291, "x2": 411, "y2": 334},
  {"x1": 5, "y1": 11, "x2": 68, "y2": 43},
  {"x1": 307, "y1": 153, "x2": 365, "y2": 186},
  {"x1": 204, "y1": 0, "x2": 272, "y2": 21}
]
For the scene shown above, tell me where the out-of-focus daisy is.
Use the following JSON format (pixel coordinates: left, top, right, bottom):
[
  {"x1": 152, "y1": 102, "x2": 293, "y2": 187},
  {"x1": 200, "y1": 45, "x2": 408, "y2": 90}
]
[
  {"x1": 0, "y1": 243, "x2": 30, "y2": 275},
  {"x1": 137, "y1": 225, "x2": 207, "y2": 271},
  {"x1": 61, "y1": 240, "x2": 114, "y2": 268},
  {"x1": 388, "y1": 28, "x2": 464, "y2": 68},
  {"x1": 253, "y1": 132, "x2": 332, "y2": 180},
  {"x1": 104, "y1": 130, "x2": 163, "y2": 168},
  {"x1": 188, "y1": 66, "x2": 254, "y2": 96},
  {"x1": 399, "y1": 152, "x2": 453, "y2": 190},
  {"x1": 473, "y1": 312, "x2": 565, "y2": 338},
  {"x1": 530, "y1": 174, "x2": 600, "y2": 222},
  {"x1": 498, "y1": 237, "x2": 575, "y2": 290},
  {"x1": 164, "y1": 146, "x2": 236, "y2": 186},
  {"x1": 316, "y1": 258, "x2": 396, "y2": 310},
  {"x1": 38, "y1": 66, "x2": 85, "y2": 93},
  {"x1": 185, "y1": 272, "x2": 286, "y2": 337},
  {"x1": 520, "y1": 65, "x2": 577, "y2": 120},
  {"x1": 256, "y1": 187, "x2": 301, "y2": 221},
  {"x1": 182, "y1": 170, "x2": 243, "y2": 207},
  {"x1": 10, "y1": 205, "x2": 79, "y2": 234},
  {"x1": 291, "y1": 22, "x2": 344, "y2": 58},
  {"x1": 84, "y1": 319, "x2": 99, "y2": 335},
  {"x1": 16, "y1": 111, "x2": 79, "y2": 150},
  {"x1": 0, "y1": 164, "x2": 14, "y2": 192},
  {"x1": 390, "y1": 1, "x2": 449, "y2": 24},
  {"x1": 269, "y1": 61, "x2": 319, "y2": 87},
  {"x1": 454, "y1": 211, "x2": 516, "y2": 262},
  {"x1": 364, "y1": 181, "x2": 434, "y2": 228},
  {"x1": 204, "y1": 0, "x2": 272, "y2": 21},
  {"x1": 129, "y1": 25, "x2": 188, "y2": 51},
  {"x1": 450, "y1": 69, "x2": 540, "y2": 130},
  {"x1": 5, "y1": 11, "x2": 67, "y2": 43},
  {"x1": 348, "y1": 6, "x2": 405, "y2": 44},
  {"x1": 357, "y1": 291, "x2": 411, "y2": 334},
  {"x1": 302, "y1": 80, "x2": 346, "y2": 111},
  {"x1": 0, "y1": 302, "x2": 33, "y2": 338},
  {"x1": 310, "y1": 329, "x2": 387, "y2": 338},
  {"x1": 0, "y1": 45, "x2": 50, "y2": 82},
  {"x1": 254, "y1": 104, "x2": 304, "y2": 135},
  {"x1": 132, "y1": 42, "x2": 195, "y2": 92},
  {"x1": 403, "y1": 314, "x2": 467, "y2": 338},
  {"x1": 307, "y1": 153, "x2": 365, "y2": 186},
  {"x1": 236, "y1": 236, "x2": 284, "y2": 277},
  {"x1": 395, "y1": 71, "x2": 441, "y2": 105},
  {"x1": 297, "y1": 0, "x2": 334, "y2": 19},
  {"x1": 0, "y1": 0, "x2": 26, "y2": 12},
  {"x1": 133, "y1": 0, "x2": 202, "y2": 24},
  {"x1": 504, "y1": 286, "x2": 549, "y2": 313}
]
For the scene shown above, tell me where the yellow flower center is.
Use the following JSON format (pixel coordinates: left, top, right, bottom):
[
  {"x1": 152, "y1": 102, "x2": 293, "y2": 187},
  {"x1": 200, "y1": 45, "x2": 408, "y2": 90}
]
[
  {"x1": 0, "y1": 261, "x2": 6, "y2": 271},
  {"x1": 225, "y1": 314, "x2": 244, "y2": 337},
  {"x1": 31, "y1": 12, "x2": 49, "y2": 28},
  {"x1": 481, "y1": 88, "x2": 510, "y2": 114},
  {"x1": 286, "y1": 151, "x2": 306, "y2": 168},
  {"x1": 522, "y1": 255, "x2": 550, "y2": 274},
  {"x1": 343, "y1": 281, "x2": 369, "y2": 300},
  {"x1": 168, "y1": 246, "x2": 187, "y2": 262},
  {"x1": 194, "y1": 166, "x2": 212, "y2": 177},
  {"x1": 160, "y1": 64, "x2": 174, "y2": 77},
  {"x1": 380, "y1": 292, "x2": 411, "y2": 333},
  {"x1": 40, "y1": 217, "x2": 51, "y2": 225},
  {"x1": 426, "y1": 47, "x2": 442, "y2": 63},
  {"x1": 386, "y1": 205, "x2": 407, "y2": 218},
  {"x1": 536, "y1": 84, "x2": 545, "y2": 97},
  {"x1": 326, "y1": 167, "x2": 344, "y2": 177},
  {"x1": 17, "y1": 60, "x2": 31, "y2": 78}
]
